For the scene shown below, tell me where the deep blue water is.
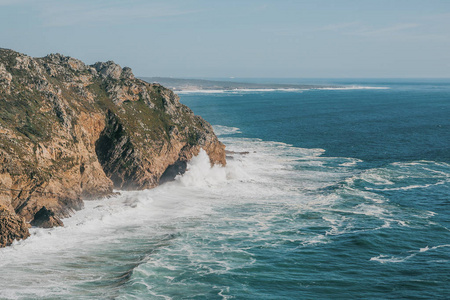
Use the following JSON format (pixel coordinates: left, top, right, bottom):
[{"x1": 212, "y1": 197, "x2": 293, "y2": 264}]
[
  {"x1": 177, "y1": 80, "x2": 450, "y2": 299},
  {"x1": 0, "y1": 80, "x2": 449, "y2": 299},
  {"x1": 181, "y1": 81, "x2": 450, "y2": 165}
]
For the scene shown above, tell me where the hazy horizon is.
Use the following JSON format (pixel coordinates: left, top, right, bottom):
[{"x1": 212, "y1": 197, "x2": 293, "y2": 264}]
[
  {"x1": 146, "y1": 76, "x2": 450, "y2": 80},
  {"x1": 1, "y1": 0, "x2": 449, "y2": 78}
]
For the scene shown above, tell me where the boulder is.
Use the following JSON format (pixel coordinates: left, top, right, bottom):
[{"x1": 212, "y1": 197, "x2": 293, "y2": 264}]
[{"x1": 92, "y1": 60, "x2": 122, "y2": 80}]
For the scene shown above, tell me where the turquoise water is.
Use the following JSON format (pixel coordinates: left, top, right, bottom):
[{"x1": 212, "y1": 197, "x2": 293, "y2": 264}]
[{"x1": 0, "y1": 80, "x2": 449, "y2": 299}]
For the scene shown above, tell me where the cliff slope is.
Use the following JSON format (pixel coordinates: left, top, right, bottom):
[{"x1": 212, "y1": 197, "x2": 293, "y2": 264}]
[{"x1": 0, "y1": 48, "x2": 225, "y2": 247}]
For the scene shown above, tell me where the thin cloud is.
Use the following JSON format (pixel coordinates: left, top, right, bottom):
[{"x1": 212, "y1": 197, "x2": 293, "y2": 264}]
[
  {"x1": 266, "y1": 21, "x2": 361, "y2": 36},
  {"x1": 37, "y1": 1, "x2": 203, "y2": 27},
  {"x1": 341, "y1": 22, "x2": 450, "y2": 42},
  {"x1": 0, "y1": 0, "x2": 35, "y2": 6},
  {"x1": 313, "y1": 22, "x2": 360, "y2": 32},
  {"x1": 0, "y1": 0, "x2": 19, "y2": 5},
  {"x1": 418, "y1": 12, "x2": 450, "y2": 21},
  {"x1": 351, "y1": 23, "x2": 420, "y2": 37},
  {"x1": 257, "y1": 4, "x2": 269, "y2": 10}
]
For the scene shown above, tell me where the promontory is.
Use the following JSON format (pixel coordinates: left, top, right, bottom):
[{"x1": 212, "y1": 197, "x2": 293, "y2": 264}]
[{"x1": 0, "y1": 48, "x2": 225, "y2": 247}]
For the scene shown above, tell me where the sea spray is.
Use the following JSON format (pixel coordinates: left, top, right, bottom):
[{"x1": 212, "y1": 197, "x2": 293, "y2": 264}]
[
  {"x1": 1, "y1": 81, "x2": 449, "y2": 299},
  {"x1": 176, "y1": 149, "x2": 228, "y2": 187}
]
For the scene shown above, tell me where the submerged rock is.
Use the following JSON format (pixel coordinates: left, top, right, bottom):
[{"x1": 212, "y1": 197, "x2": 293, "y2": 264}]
[{"x1": 0, "y1": 48, "x2": 226, "y2": 246}]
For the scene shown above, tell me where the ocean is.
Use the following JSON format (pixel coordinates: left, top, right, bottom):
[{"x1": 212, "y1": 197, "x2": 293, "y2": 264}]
[{"x1": 0, "y1": 79, "x2": 449, "y2": 299}]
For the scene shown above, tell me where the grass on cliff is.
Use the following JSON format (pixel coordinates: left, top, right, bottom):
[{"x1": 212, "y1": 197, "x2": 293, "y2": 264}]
[
  {"x1": 88, "y1": 80, "x2": 176, "y2": 145},
  {"x1": 0, "y1": 90, "x2": 54, "y2": 143}
]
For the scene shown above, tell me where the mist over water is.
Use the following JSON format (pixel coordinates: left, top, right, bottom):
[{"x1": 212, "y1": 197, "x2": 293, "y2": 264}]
[{"x1": 0, "y1": 80, "x2": 449, "y2": 299}]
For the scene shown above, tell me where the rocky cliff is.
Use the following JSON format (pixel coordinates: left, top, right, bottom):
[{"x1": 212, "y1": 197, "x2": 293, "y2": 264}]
[{"x1": 0, "y1": 48, "x2": 225, "y2": 247}]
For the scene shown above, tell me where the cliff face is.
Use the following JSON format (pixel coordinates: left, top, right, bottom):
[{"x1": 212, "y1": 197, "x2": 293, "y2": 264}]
[{"x1": 0, "y1": 48, "x2": 225, "y2": 247}]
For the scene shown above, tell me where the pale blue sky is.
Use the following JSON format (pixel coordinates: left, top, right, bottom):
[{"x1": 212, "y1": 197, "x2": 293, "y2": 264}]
[{"x1": 1, "y1": 0, "x2": 449, "y2": 78}]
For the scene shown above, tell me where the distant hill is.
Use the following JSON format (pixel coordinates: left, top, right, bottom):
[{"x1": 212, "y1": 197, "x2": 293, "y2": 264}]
[{"x1": 140, "y1": 77, "x2": 327, "y2": 91}]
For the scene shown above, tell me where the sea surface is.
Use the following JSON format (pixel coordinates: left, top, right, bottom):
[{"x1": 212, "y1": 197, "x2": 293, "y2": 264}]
[{"x1": 0, "y1": 79, "x2": 449, "y2": 299}]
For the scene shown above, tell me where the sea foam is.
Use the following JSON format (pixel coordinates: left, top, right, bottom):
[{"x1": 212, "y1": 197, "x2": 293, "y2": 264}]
[
  {"x1": 176, "y1": 86, "x2": 389, "y2": 94},
  {"x1": 0, "y1": 125, "x2": 446, "y2": 299}
]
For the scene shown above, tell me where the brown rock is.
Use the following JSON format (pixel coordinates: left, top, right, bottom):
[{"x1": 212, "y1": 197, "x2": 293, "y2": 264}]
[
  {"x1": 0, "y1": 48, "x2": 226, "y2": 247},
  {"x1": 0, "y1": 205, "x2": 30, "y2": 247}
]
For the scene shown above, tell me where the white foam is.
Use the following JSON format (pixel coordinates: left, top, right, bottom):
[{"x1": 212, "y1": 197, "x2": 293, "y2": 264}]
[
  {"x1": 176, "y1": 89, "x2": 227, "y2": 94},
  {"x1": 420, "y1": 244, "x2": 450, "y2": 252},
  {"x1": 175, "y1": 149, "x2": 228, "y2": 187},
  {"x1": 367, "y1": 179, "x2": 448, "y2": 191},
  {"x1": 343, "y1": 160, "x2": 450, "y2": 193},
  {"x1": 0, "y1": 131, "x2": 442, "y2": 298},
  {"x1": 176, "y1": 88, "x2": 307, "y2": 94},
  {"x1": 176, "y1": 86, "x2": 389, "y2": 94},
  {"x1": 360, "y1": 172, "x2": 395, "y2": 185},
  {"x1": 212, "y1": 125, "x2": 242, "y2": 136},
  {"x1": 371, "y1": 244, "x2": 450, "y2": 264},
  {"x1": 314, "y1": 86, "x2": 390, "y2": 90},
  {"x1": 397, "y1": 220, "x2": 409, "y2": 227},
  {"x1": 370, "y1": 254, "x2": 415, "y2": 263},
  {"x1": 339, "y1": 158, "x2": 363, "y2": 167}
]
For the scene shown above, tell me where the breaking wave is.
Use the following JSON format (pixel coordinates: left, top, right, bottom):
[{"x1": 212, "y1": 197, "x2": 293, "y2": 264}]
[{"x1": 0, "y1": 125, "x2": 447, "y2": 299}]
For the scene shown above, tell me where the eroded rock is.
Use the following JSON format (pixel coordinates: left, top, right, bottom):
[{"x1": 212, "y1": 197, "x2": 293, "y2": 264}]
[
  {"x1": 93, "y1": 61, "x2": 122, "y2": 80},
  {"x1": 0, "y1": 63, "x2": 12, "y2": 92},
  {"x1": 30, "y1": 206, "x2": 64, "y2": 228},
  {"x1": 0, "y1": 205, "x2": 30, "y2": 247},
  {"x1": 0, "y1": 47, "x2": 226, "y2": 246}
]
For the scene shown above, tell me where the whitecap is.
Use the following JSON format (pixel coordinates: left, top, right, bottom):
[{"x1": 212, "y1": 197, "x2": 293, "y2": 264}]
[
  {"x1": 1, "y1": 128, "x2": 443, "y2": 298},
  {"x1": 176, "y1": 88, "x2": 308, "y2": 94},
  {"x1": 314, "y1": 86, "x2": 390, "y2": 90},
  {"x1": 212, "y1": 125, "x2": 242, "y2": 136},
  {"x1": 371, "y1": 244, "x2": 450, "y2": 264},
  {"x1": 175, "y1": 86, "x2": 389, "y2": 94},
  {"x1": 367, "y1": 179, "x2": 448, "y2": 191}
]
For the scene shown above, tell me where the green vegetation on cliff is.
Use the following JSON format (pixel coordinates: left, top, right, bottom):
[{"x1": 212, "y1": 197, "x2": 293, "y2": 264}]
[{"x1": 0, "y1": 48, "x2": 226, "y2": 247}]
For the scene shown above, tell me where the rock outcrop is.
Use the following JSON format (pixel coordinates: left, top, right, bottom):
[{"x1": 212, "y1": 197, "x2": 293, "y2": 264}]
[
  {"x1": 0, "y1": 48, "x2": 226, "y2": 246},
  {"x1": 0, "y1": 205, "x2": 30, "y2": 247},
  {"x1": 30, "y1": 206, "x2": 63, "y2": 228}
]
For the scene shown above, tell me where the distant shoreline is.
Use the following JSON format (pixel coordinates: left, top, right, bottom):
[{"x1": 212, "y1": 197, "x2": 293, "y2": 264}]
[
  {"x1": 139, "y1": 76, "x2": 329, "y2": 91},
  {"x1": 139, "y1": 77, "x2": 389, "y2": 93}
]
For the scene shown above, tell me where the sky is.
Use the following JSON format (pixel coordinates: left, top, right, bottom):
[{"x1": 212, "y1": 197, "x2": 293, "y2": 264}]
[{"x1": 0, "y1": 0, "x2": 449, "y2": 78}]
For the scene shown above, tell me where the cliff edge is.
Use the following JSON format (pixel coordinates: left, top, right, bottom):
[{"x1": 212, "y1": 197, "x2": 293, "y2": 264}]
[{"x1": 0, "y1": 48, "x2": 225, "y2": 247}]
